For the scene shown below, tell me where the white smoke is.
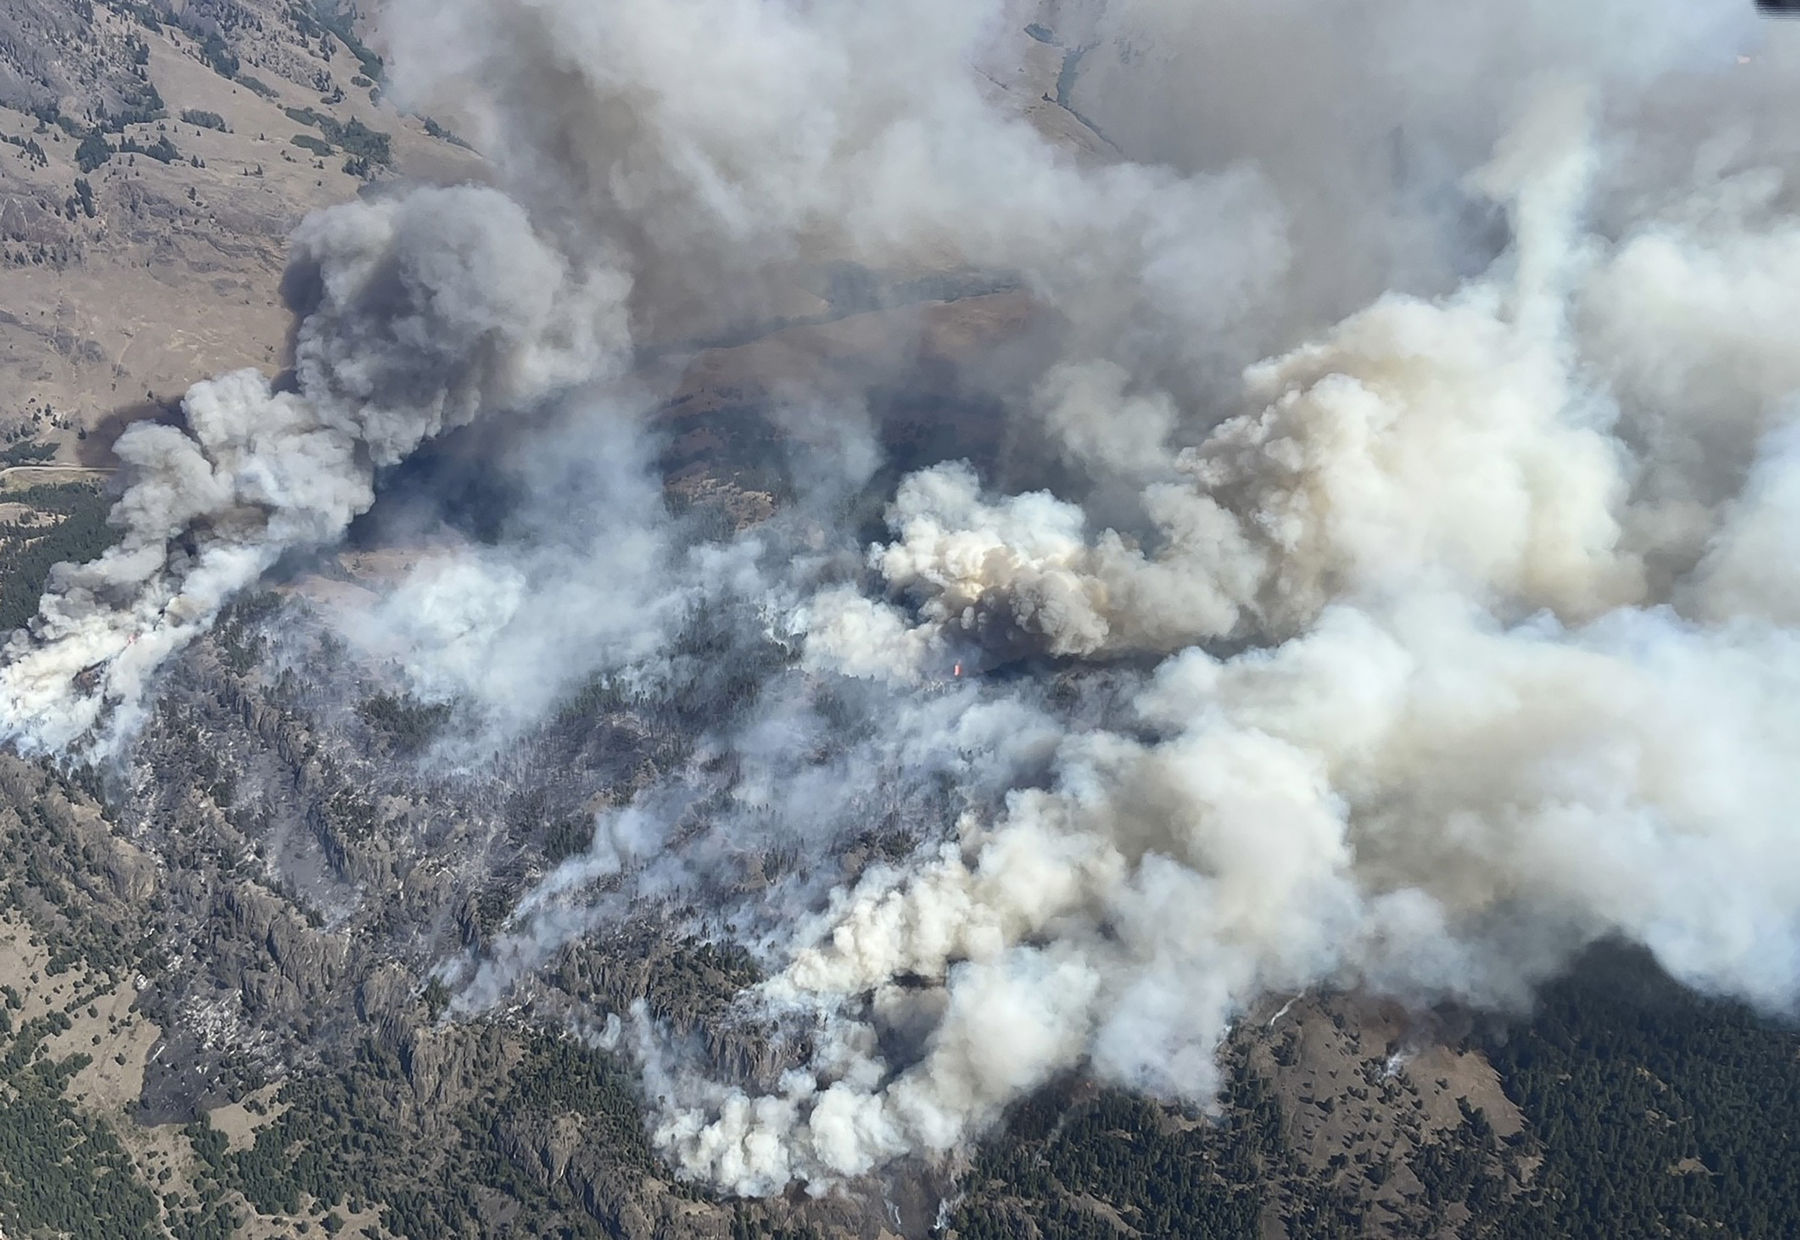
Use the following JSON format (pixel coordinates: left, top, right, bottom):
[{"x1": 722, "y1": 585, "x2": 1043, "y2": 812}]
[
  {"x1": 633, "y1": 132, "x2": 1800, "y2": 1191},
  {"x1": 8, "y1": 0, "x2": 1800, "y2": 1207},
  {"x1": 0, "y1": 187, "x2": 629, "y2": 753},
  {"x1": 825, "y1": 99, "x2": 1634, "y2": 671},
  {"x1": 366, "y1": 0, "x2": 1800, "y2": 1199}
]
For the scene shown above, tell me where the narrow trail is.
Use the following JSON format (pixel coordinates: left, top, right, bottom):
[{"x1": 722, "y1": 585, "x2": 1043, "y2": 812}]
[{"x1": 0, "y1": 465, "x2": 113, "y2": 488}]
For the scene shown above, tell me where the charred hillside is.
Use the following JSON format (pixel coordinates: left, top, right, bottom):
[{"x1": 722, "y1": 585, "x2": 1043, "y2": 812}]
[{"x1": 6, "y1": 0, "x2": 1800, "y2": 1238}]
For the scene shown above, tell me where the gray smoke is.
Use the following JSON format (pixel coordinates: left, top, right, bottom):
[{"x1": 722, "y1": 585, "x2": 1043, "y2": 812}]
[
  {"x1": 561, "y1": 87, "x2": 1800, "y2": 1191},
  {"x1": 0, "y1": 186, "x2": 628, "y2": 753},
  {"x1": 416, "y1": 2, "x2": 1800, "y2": 1196},
  {"x1": 8, "y1": 0, "x2": 1800, "y2": 1204}
]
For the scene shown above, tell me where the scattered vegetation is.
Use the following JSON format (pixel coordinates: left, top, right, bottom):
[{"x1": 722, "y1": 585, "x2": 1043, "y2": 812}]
[
  {"x1": 0, "y1": 437, "x2": 1794, "y2": 1240},
  {"x1": 93, "y1": 81, "x2": 165, "y2": 132},
  {"x1": 181, "y1": 109, "x2": 228, "y2": 132},
  {"x1": 953, "y1": 1077, "x2": 1276, "y2": 1239},
  {"x1": 357, "y1": 692, "x2": 452, "y2": 754},
  {"x1": 951, "y1": 946, "x2": 1800, "y2": 1239},
  {"x1": 188, "y1": 1031, "x2": 650, "y2": 1237},
  {"x1": 542, "y1": 814, "x2": 592, "y2": 865},
  {"x1": 0, "y1": 483, "x2": 118, "y2": 632},
  {"x1": 1, "y1": 133, "x2": 48, "y2": 167},
  {"x1": 0, "y1": 770, "x2": 182, "y2": 1239},
  {"x1": 286, "y1": 106, "x2": 391, "y2": 164},
  {"x1": 68, "y1": 176, "x2": 98, "y2": 219},
  {"x1": 200, "y1": 31, "x2": 239, "y2": 80},
  {"x1": 107, "y1": 1, "x2": 163, "y2": 33},
  {"x1": 74, "y1": 120, "x2": 178, "y2": 171},
  {"x1": 1406, "y1": 1097, "x2": 1512, "y2": 1231},
  {"x1": 117, "y1": 134, "x2": 180, "y2": 164},
  {"x1": 423, "y1": 116, "x2": 473, "y2": 150},
  {"x1": 75, "y1": 131, "x2": 112, "y2": 172},
  {"x1": 1480, "y1": 944, "x2": 1800, "y2": 1239},
  {"x1": 0, "y1": 440, "x2": 57, "y2": 467},
  {"x1": 0, "y1": 1013, "x2": 162, "y2": 1239},
  {"x1": 315, "y1": 5, "x2": 385, "y2": 82},
  {"x1": 215, "y1": 590, "x2": 280, "y2": 676}
]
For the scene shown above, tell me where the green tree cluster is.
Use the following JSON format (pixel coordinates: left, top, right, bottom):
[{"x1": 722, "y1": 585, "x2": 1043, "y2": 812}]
[
  {"x1": 0, "y1": 483, "x2": 118, "y2": 631},
  {"x1": 952, "y1": 1077, "x2": 1278, "y2": 1240},
  {"x1": 285, "y1": 106, "x2": 391, "y2": 165},
  {"x1": 1478, "y1": 945, "x2": 1800, "y2": 1239}
]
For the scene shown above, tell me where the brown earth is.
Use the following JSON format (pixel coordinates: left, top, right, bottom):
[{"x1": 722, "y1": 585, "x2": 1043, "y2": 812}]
[{"x1": 0, "y1": 0, "x2": 482, "y2": 461}]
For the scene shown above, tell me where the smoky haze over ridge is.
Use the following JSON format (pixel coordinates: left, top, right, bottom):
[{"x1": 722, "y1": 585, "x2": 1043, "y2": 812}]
[{"x1": 6, "y1": 0, "x2": 1800, "y2": 1200}]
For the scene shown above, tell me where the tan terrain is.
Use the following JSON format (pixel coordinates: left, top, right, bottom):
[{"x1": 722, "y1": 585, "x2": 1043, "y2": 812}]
[{"x1": 0, "y1": 0, "x2": 481, "y2": 462}]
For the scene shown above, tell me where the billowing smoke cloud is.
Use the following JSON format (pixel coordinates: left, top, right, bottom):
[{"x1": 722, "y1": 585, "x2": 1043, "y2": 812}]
[
  {"x1": 0, "y1": 186, "x2": 628, "y2": 753},
  {"x1": 615, "y1": 87, "x2": 1800, "y2": 1190},
  {"x1": 9, "y1": 0, "x2": 1800, "y2": 1206},
  {"x1": 818, "y1": 87, "x2": 1635, "y2": 670}
]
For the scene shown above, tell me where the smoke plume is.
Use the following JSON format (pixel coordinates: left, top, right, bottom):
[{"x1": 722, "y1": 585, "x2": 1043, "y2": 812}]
[
  {"x1": 0, "y1": 186, "x2": 627, "y2": 752},
  {"x1": 8, "y1": 0, "x2": 1800, "y2": 1203}
]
